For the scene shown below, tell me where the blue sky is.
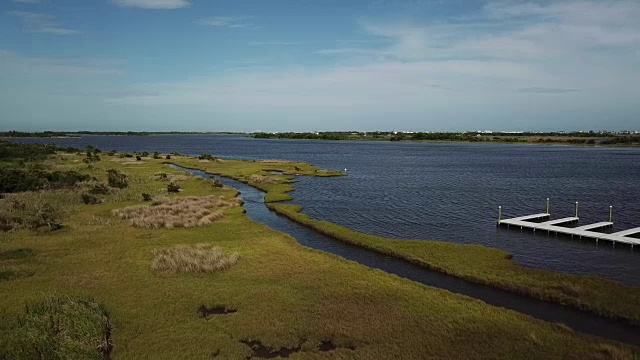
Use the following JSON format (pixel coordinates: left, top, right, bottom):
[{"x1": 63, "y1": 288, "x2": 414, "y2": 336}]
[{"x1": 1, "y1": 0, "x2": 639, "y2": 132}]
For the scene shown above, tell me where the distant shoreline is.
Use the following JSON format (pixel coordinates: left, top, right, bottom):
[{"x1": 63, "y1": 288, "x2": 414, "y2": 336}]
[{"x1": 252, "y1": 136, "x2": 640, "y2": 148}]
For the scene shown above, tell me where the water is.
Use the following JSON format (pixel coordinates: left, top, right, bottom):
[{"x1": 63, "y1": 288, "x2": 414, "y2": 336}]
[
  {"x1": 11, "y1": 135, "x2": 640, "y2": 284},
  {"x1": 172, "y1": 165, "x2": 640, "y2": 346}
]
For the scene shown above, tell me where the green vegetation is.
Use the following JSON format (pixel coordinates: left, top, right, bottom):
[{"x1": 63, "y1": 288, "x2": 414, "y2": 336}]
[
  {"x1": 0, "y1": 295, "x2": 111, "y2": 360},
  {"x1": 253, "y1": 131, "x2": 640, "y2": 146},
  {"x1": 0, "y1": 146, "x2": 637, "y2": 358}
]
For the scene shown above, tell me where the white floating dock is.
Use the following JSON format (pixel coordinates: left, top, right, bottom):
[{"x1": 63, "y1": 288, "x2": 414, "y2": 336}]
[{"x1": 497, "y1": 201, "x2": 639, "y2": 248}]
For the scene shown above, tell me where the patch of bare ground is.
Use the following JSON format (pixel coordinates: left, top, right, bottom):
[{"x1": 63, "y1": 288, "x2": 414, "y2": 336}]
[
  {"x1": 112, "y1": 195, "x2": 242, "y2": 228},
  {"x1": 240, "y1": 339, "x2": 355, "y2": 358},
  {"x1": 151, "y1": 243, "x2": 240, "y2": 274},
  {"x1": 241, "y1": 340, "x2": 301, "y2": 359},
  {"x1": 198, "y1": 304, "x2": 237, "y2": 319}
]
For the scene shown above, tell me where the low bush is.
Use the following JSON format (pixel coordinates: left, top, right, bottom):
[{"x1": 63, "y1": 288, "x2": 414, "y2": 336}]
[
  {"x1": 136, "y1": 156, "x2": 142, "y2": 161},
  {"x1": 88, "y1": 183, "x2": 110, "y2": 195},
  {"x1": 167, "y1": 182, "x2": 181, "y2": 193},
  {"x1": 141, "y1": 193, "x2": 153, "y2": 202},
  {"x1": 153, "y1": 152, "x2": 161, "y2": 159},
  {"x1": 211, "y1": 178, "x2": 224, "y2": 188},
  {"x1": 81, "y1": 193, "x2": 102, "y2": 205},
  {"x1": 0, "y1": 190, "x2": 76, "y2": 231},
  {"x1": 165, "y1": 154, "x2": 171, "y2": 160},
  {"x1": 0, "y1": 295, "x2": 111, "y2": 359},
  {"x1": 0, "y1": 165, "x2": 92, "y2": 193},
  {"x1": 198, "y1": 154, "x2": 218, "y2": 161},
  {"x1": 107, "y1": 169, "x2": 128, "y2": 189},
  {"x1": 151, "y1": 243, "x2": 239, "y2": 273}
]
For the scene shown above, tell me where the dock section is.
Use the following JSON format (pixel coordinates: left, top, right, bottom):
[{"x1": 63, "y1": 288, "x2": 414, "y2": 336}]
[{"x1": 498, "y1": 200, "x2": 639, "y2": 248}]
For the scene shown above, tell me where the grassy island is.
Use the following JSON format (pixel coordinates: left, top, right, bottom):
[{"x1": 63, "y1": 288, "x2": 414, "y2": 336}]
[{"x1": 0, "y1": 143, "x2": 638, "y2": 359}]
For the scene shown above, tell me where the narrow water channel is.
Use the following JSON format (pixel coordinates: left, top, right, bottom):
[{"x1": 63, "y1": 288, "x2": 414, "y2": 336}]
[{"x1": 172, "y1": 165, "x2": 639, "y2": 346}]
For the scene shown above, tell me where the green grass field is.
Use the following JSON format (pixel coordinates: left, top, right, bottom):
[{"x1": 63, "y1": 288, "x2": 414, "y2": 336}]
[{"x1": 0, "y1": 153, "x2": 637, "y2": 359}]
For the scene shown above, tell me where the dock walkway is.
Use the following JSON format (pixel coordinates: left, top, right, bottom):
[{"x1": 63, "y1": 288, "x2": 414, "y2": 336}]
[{"x1": 498, "y1": 201, "x2": 639, "y2": 248}]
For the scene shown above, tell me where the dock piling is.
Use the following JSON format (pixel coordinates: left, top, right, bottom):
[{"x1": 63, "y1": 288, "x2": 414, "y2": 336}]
[
  {"x1": 498, "y1": 206, "x2": 502, "y2": 225},
  {"x1": 546, "y1": 198, "x2": 550, "y2": 214},
  {"x1": 609, "y1": 206, "x2": 613, "y2": 223},
  {"x1": 575, "y1": 201, "x2": 579, "y2": 218}
]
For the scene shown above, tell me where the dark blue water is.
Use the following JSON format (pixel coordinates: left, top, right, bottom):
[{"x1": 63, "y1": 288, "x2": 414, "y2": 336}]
[
  {"x1": 173, "y1": 165, "x2": 640, "y2": 346},
  {"x1": 11, "y1": 135, "x2": 640, "y2": 284}
]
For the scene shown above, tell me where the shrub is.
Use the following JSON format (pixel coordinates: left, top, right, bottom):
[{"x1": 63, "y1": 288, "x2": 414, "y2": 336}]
[
  {"x1": 112, "y1": 195, "x2": 241, "y2": 228},
  {"x1": 81, "y1": 193, "x2": 102, "y2": 205},
  {"x1": 151, "y1": 243, "x2": 239, "y2": 273},
  {"x1": 167, "y1": 182, "x2": 181, "y2": 193},
  {"x1": 152, "y1": 172, "x2": 169, "y2": 180},
  {"x1": 141, "y1": 193, "x2": 153, "y2": 202},
  {"x1": 0, "y1": 190, "x2": 75, "y2": 231},
  {"x1": 107, "y1": 150, "x2": 117, "y2": 156},
  {"x1": 0, "y1": 165, "x2": 91, "y2": 193},
  {"x1": 198, "y1": 154, "x2": 217, "y2": 161},
  {"x1": 141, "y1": 151, "x2": 149, "y2": 157},
  {"x1": 0, "y1": 295, "x2": 111, "y2": 359},
  {"x1": 88, "y1": 183, "x2": 110, "y2": 195},
  {"x1": 107, "y1": 170, "x2": 128, "y2": 189},
  {"x1": 211, "y1": 178, "x2": 224, "y2": 188},
  {"x1": 135, "y1": 156, "x2": 142, "y2": 161},
  {"x1": 153, "y1": 152, "x2": 161, "y2": 159},
  {"x1": 165, "y1": 154, "x2": 171, "y2": 160}
]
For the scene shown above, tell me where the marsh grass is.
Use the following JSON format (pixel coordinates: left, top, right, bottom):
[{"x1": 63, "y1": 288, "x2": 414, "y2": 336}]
[
  {"x1": 248, "y1": 174, "x2": 281, "y2": 184},
  {"x1": 112, "y1": 195, "x2": 241, "y2": 228},
  {"x1": 0, "y1": 294, "x2": 111, "y2": 360},
  {"x1": 152, "y1": 243, "x2": 240, "y2": 273}
]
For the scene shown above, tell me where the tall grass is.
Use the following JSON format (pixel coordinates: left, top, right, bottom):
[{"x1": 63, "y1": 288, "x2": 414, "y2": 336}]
[
  {"x1": 0, "y1": 295, "x2": 111, "y2": 360},
  {"x1": 112, "y1": 195, "x2": 242, "y2": 228},
  {"x1": 151, "y1": 243, "x2": 240, "y2": 273}
]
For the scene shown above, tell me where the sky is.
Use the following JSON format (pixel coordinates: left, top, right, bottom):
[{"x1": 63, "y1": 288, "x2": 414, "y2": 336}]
[{"x1": 1, "y1": 0, "x2": 639, "y2": 132}]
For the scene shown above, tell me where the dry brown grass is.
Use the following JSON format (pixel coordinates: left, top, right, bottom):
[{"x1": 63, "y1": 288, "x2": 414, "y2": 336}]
[
  {"x1": 112, "y1": 195, "x2": 242, "y2": 228},
  {"x1": 151, "y1": 243, "x2": 240, "y2": 273},
  {"x1": 151, "y1": 172, "x2": 190, "y2": 182},
  {"x1": 248, "y1": 174, "x2": 280, "y2": 184}
]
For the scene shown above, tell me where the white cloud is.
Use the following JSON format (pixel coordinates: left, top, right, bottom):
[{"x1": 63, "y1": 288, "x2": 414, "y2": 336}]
[
  {"x1": 112, "y1": 0, "x2": 190, "y2": 9},
  {"x1": 7, "y1": 11, "x2": 79, "y2": 35},
  {"x1": 197, "y1": 16, "x2": 254, "y2": 29}
]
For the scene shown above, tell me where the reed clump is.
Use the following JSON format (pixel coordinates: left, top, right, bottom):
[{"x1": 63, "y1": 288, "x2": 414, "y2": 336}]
[
  {"x1": 248, "y1": 174, "x2": 280, "y2": 184},
  {"x1": 112, "y1": 195, "x2": 242, "y2": 228},
  {"x1": 151, "y1": 243, "x2": 239, "y2": 273}
]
